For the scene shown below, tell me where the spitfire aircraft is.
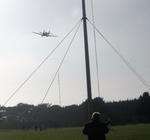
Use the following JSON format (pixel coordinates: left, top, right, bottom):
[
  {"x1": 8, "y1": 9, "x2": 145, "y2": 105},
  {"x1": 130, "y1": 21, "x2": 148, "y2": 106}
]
[{"x1": 33, "y1": 30, "x2": 57, "y2": 37}]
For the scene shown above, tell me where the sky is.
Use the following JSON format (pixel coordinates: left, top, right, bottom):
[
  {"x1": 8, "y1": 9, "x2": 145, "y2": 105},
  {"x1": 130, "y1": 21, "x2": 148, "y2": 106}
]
[{"x1": 0, "y1": 0, "x2": 150, "y2": 106}]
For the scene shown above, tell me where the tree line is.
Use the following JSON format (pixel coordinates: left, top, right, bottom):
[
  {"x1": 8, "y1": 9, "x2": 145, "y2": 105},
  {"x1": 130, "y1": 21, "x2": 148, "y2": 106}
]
[{"x1": 0, "y1": 92, "x2": 150, "y2": 129}]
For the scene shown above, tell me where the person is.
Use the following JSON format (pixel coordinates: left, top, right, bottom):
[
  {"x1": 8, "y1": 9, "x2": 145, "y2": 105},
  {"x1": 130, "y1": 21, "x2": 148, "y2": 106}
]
[{"x1": 83, "y1": 112, "x2": 109, "y2": 140}]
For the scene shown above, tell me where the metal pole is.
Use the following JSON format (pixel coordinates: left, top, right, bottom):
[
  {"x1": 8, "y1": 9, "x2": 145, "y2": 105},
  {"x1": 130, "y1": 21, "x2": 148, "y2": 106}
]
[{"x1": 82, "y1": 0, "x2": 92, "y2": 118}]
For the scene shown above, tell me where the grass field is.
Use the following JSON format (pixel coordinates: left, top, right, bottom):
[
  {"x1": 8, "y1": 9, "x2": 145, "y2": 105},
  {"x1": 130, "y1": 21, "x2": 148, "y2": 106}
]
[{"x1": 0, "y1": 124, "x2": 149, "y2": 140}]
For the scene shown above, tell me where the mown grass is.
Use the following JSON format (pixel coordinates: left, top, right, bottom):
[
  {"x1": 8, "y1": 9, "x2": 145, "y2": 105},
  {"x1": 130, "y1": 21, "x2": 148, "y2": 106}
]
[
  {"x1": 107, "y1": 124, "x2": 150, "y2": 140},
  {"x1": 0, "y1": 124, "x2": 149, "y2": 140}
]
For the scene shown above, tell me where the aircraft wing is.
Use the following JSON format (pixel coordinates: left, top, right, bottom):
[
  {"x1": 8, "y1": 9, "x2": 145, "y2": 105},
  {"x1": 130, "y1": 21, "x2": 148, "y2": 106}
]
[{"x1": 33, "y1": 32, "x2": 42, "y2": 36}]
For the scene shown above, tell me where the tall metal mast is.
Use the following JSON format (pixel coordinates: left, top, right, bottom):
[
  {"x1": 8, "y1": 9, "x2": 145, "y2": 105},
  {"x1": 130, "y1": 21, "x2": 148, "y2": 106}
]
[{"x1": 82, "y1": 0, "x2": 92, "y2": 117}]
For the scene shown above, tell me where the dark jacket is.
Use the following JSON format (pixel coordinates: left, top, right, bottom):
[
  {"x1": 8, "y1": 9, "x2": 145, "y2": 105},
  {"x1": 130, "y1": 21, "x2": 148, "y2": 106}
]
[{"x1": 83, "y1": 120, "x2": 109, "y2": 140}]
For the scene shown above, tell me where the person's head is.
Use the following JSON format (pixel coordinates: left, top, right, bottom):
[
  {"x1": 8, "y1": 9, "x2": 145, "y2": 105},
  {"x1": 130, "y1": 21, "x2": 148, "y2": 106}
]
[{"x1": 91, "y1": 112, "x2": 101, "y2": 121}]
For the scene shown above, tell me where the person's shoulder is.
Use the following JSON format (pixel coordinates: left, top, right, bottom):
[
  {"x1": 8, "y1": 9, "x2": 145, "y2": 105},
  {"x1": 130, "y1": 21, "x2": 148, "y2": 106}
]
[
  {"x1": 84, "y1": 121, "x2": 93, "y2": 127},
  {"x1": 83, "y1": 121, "x2": 93, "y2": 135}
]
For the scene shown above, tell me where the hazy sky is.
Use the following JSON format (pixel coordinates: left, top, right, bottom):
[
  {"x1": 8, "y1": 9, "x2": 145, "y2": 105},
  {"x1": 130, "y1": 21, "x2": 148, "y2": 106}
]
[{"x1": 0, "y1": 0, "x2": 150, "y2": 106}]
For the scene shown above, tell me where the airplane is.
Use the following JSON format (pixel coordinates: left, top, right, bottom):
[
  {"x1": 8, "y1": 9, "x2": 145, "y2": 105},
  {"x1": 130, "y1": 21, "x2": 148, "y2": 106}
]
[{"x1": 33, "y1": 30, "x2": 57, "y2": 37}]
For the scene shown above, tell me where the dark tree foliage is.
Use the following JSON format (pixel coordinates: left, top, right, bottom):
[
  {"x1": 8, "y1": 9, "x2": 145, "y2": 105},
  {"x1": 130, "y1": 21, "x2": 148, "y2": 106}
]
[
  {"x1": 137, "y1": 92, "x2": 150, "y2": 122},
  {"x1": 0, "y1": 92, "x2": 150, "y2": 129}
]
